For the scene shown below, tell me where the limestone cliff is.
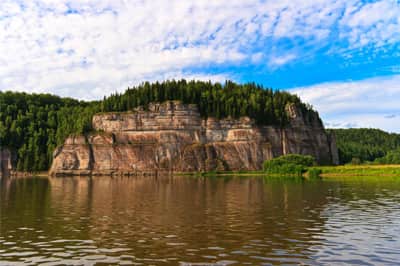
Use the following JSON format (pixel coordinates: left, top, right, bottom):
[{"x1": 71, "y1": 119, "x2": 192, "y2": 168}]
[
  {"x1": 50, "y1": 101, "x2": 338, "y2": 176},
  {"x1": 0, "y1": 148, "x2": 14, "y2": 178}
]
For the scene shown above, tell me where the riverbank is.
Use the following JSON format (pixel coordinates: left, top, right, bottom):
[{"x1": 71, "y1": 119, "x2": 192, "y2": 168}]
[
  {"x1": 180, "y1": 165, "x2": 400, "y2": 178},
  {"x1": 4, "y1": 165, "x2": 400, "y2": 179},
  {"x1": 6, "y1": 171, "x2": 48, "y2": 178},
  {"x1": 307, "y1": 165, "x2": 400, "y2": 177}
]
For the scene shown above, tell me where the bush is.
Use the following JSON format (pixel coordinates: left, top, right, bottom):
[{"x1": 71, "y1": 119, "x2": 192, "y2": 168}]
[
  {"x1": 263, "y1": 154, "x2": 316, "y2": 176},
  {"x1": 307, "y1": 168, "x2": 322, "y2": 178},
  {"x1": 350, "y1": 157, "x2": 362, "y2": 165}
]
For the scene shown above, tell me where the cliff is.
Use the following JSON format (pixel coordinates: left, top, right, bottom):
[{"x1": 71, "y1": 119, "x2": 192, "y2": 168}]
[
  {"x1": 0, "y1": 148, "x2": 14, "y2": 178},
  {"x1": 50, "y1": 101, "x2": 338, "y2": 176}
]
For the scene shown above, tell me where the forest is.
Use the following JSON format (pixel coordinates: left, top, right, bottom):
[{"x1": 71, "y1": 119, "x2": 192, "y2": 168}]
[
  {"x1": 330, "y1": 128, "x2": 400, "y2": 164},
  {"x1": 0, "y1": 79, "x2": 319, "y2": 172}
]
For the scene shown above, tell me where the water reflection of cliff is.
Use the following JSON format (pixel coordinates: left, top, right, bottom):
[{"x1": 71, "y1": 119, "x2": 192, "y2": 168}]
[{"x1": 43, "y1": 176, "x2": 332, "y2": 263}]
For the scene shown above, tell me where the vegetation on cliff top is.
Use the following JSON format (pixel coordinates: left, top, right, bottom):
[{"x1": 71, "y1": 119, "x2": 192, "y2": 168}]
[
  {"x1": 101, "y1": 79, "x2": 320, "y2": 126},
  {"x1": 0, "y1": 80, "x2": 320, "y2": 171}
]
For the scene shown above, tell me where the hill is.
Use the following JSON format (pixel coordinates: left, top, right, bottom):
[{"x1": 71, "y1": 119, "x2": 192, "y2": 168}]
[
  {"x1": 328, "y1": 128, "x2": 400, "y2": 164},
  {"x1": 0, "y1": 80, "x2": 321, "y2": 171}
]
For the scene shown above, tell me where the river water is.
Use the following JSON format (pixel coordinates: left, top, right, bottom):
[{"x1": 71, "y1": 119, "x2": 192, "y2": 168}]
[{"x1": 1, "y1": 175, "x2": 400, "y2": 265}]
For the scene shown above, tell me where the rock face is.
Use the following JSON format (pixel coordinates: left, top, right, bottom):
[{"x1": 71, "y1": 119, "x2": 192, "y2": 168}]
[
  {"x1": 50, "y1": 101, "x2": 338, "y2": 176},
  {"x1": 0, "y1": 148, "x2": 14, "y2": 178}
]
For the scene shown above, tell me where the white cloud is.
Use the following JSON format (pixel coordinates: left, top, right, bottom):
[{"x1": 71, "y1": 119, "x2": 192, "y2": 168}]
[
  {"x1": 0, "y1": 0, "x2": 399, "y2": 99},
  {"x1": 291, "y1": 75, "x2": 400, "y2": 133},
  {"x1": 340, "y1": 0, "x2": 400, "y2": 48},
  {"x1": 268, "y1": 54, "x2": 297, "y2": 67}
]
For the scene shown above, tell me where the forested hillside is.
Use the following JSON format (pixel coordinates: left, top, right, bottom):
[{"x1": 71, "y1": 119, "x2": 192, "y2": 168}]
[
  {"x1": 329, "y1": 128, "x2": 400, "y2": 164},
  {"x1": 0, "y1": 92, "x2": 100, "y2": 171},
  {"x1": 0, "y1": 80, "x2": 319, "y2": 172}
]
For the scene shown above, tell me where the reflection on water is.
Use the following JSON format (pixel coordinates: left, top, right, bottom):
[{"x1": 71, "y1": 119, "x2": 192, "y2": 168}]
[{"x1": 1, "y1": 176, "x2": 400, "y2": 265}]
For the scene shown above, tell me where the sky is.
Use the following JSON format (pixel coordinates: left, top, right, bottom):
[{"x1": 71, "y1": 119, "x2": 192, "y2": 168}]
[{"x1": 0, "y1": 0, "x2": 400, "y2": 132}]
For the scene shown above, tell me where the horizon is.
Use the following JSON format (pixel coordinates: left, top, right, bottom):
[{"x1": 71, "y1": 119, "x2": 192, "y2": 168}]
[{"x1": 0, "y1": 1, "x2": 399, "y2": 132}]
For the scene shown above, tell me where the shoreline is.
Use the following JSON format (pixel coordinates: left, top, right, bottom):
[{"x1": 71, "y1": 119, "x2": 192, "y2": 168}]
[
  {"x1": 309, "y1": 164, "x2": 400, "y2": 178},
  {"x1": 4, "y1": 164, "x2": 400, "y2": 179}
]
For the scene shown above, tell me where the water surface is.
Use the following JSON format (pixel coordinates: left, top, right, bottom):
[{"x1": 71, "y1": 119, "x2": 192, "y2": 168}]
[{"x1": 1, "y1": 175, "x2": 400, "y2": 265}]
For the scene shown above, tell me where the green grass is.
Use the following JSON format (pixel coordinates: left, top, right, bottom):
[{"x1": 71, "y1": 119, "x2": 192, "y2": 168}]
[
  {"x1": 176, "y1": 164, "x2": 400, "y2": 179},
  {"x1": 308, "y1": 164, "x2": 400, "y2": 177}
]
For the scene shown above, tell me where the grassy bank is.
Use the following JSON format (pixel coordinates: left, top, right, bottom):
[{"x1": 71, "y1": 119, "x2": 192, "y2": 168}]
[
  {"x1": 308, "y1": 164, "x2": 400, "y2": 177},
  {"x1": 8, "y1": 165, "x2": 400, "y2": 179},
  {"x1": 182, "y1": 165, "x2": 400, "y2": 179}
]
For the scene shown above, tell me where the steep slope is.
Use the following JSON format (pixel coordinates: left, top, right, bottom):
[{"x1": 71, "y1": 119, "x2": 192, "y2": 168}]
[
  {"x1": 50, "y1": 101, "x2": 338, "y2": 176},
  {"x1": 50, "y1": 101, "x2": 338, "y2": 175}
]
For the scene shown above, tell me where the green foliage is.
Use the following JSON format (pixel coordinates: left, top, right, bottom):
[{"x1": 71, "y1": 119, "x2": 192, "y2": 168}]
[
  {"x1": 274, "y1": 154, "x2": 315, "y2": 166},
  {"x1": 314, "y1": 165, "x2": 400, "y2": 176},
  {"x1": 349, "y1": 157, "x2": 362, "y2": 165},
  {"x1": 374, "y1": 149, "x2": 400, "y2": 164},
  {"x1": 263, "y1": 154, "x2": 316, "y2": 176},
  {"x1": 0, "y1": 91, "x2": 101, "y2": 171},
  {"x1": 0, "y1": 80, "x2": 320, "y2": 172},
  {"x1": 307, "y1": 168, "x2": 322, "y2": 178},
  {"x1": 329, "y1": 128, "x2": 400, "y2": 164},
  {"x1": 102, "y1": 80, "x2": 320, "y2": 126}
]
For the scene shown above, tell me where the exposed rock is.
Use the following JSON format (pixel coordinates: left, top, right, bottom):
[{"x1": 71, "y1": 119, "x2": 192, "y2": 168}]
[
  {"x1": 50, "y1": 101, "x2": 338, "y2": 176},
  {"x1": 0, "y1": 148, "x2": 14, "y2": 178}
]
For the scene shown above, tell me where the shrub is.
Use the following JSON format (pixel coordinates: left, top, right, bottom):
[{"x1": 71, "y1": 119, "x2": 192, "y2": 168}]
[
  {"x1": 263, "y1": 154, "x2": 316, "y2": 176},
  {"x1": 350, "y1": 157, "x2": 362, "y2": 165},
  {"x1": 307, "y1": 168, "x2": 322, "y2": 178}
]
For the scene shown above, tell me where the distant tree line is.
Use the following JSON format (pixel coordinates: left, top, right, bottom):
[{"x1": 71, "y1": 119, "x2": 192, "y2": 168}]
[
  {"x1": 329, "y1": 128, "x2": 400, "y2": 164},
  {"x1": 0, "y1": 80, "x2": 319, "y2": 172}
]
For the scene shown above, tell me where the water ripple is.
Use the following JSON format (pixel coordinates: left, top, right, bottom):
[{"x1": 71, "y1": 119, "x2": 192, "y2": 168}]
[{"x1": 1, "y1": 176, "x2": 400, "y2": 265}]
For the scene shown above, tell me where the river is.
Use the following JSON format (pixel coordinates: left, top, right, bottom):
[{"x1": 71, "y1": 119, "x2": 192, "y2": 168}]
[{"x1": 1, "y1": 175, "x2": 400, "y2": 265}]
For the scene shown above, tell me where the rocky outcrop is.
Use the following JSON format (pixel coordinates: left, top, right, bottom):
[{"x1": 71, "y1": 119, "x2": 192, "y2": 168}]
[
  {"x1": 50, "y1": 101, "x2": 338, "y2": 176},
  {"x1": 0, "y1": 148, "x2": 14, "y2": 178}
]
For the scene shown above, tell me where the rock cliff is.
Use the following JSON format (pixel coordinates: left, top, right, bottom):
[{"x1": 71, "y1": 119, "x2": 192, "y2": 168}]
[
  {"x1": 0, "y1": 148, "x2": 14, "y2": 178},
  {"x1": 50, "y1": 101, "x2": 338, "y2": 176}
]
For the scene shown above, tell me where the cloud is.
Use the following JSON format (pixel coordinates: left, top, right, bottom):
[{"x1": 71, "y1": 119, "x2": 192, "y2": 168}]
[
  {"x1": 268, "y1": 54, "x2": 297, "y2": 68},
  {"x1": 291, "y1": 75, "x2": 400, "y2": 133},
  {"x1": 340, "y1": 0, "x2": 400, "y2": 48},
  {"x1": 0, "y1": 0, "x2": 399, "y2": 99},
  {"x1": 324, "y1": 122, "x2": 359, "y2": 129}
]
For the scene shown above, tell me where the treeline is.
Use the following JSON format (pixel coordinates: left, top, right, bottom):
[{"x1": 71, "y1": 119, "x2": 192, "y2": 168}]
[
  {"x1": 102, "y1": 80, "x2": 320, "y2": 126},
  {"x1": 330, "y1": 128, "x2": 400, "y2": 164},
  {"x1": 0, "y1": 80, "x2": 319, "y2": 172}
]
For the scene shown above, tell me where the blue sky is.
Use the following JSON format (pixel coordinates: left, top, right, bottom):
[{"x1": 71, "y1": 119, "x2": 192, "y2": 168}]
[{"x1": 0, "y1": 0, "x2": 400, "y2": 131}]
